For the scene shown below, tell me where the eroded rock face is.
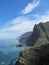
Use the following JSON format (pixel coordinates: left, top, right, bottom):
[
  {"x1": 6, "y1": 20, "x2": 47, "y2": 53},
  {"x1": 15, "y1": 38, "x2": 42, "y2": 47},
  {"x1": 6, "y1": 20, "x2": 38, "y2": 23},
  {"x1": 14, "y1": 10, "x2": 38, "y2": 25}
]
[
  {"x1": 15, "y1": 22, "x2": 49, "y2": 65},
  {"x1": 27, "y1": 22, "x2": 49, "y2": 46},
  {"x1": 16, "y1": 44, "x2": 49, "y2": 65},
  {"x1": 18, "y1": 22, "x2": 49, "y2": 46}
]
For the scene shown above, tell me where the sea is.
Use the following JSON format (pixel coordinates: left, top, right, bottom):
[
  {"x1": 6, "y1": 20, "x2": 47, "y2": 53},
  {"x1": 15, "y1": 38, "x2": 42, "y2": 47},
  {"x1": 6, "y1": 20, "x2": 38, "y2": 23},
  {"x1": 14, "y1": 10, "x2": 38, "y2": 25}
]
[{"x1": 0, "y1": 39, "x2": 27, "y2": 65}]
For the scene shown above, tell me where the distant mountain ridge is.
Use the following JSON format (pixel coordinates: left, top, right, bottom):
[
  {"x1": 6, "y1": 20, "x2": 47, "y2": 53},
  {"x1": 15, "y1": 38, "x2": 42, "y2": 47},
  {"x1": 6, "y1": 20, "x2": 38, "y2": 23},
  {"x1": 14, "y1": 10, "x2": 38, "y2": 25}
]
[{"x1": 19, "y1": 32, "x2": 32, "y2": 44}]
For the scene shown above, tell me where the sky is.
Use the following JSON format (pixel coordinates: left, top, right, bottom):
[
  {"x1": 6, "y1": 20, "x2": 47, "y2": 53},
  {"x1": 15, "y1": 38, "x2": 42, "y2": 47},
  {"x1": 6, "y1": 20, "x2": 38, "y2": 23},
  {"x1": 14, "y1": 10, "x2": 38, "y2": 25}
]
[{"x1": 0, "y1": 0, "x2": 49, "y2": 39}]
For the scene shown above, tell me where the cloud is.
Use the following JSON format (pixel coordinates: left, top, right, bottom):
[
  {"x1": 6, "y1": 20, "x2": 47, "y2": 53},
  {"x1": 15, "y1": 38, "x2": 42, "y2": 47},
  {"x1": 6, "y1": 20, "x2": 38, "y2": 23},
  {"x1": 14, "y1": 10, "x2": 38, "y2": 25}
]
[
  {"x1": 0, "y1": 11, "x2": 49, "y2": 39},
  {"x1": 21, "y1": 0, "x2": 40, "y2": 14},
  {"x1": 35, "y1": 11, "x2": 49, "y2": 23},
  {"x1": 40, "y1": 12, "x2": 49, "y2": 22},
  {"x1": 0, "y1": 16, "x2": 34, "y2": 39}
]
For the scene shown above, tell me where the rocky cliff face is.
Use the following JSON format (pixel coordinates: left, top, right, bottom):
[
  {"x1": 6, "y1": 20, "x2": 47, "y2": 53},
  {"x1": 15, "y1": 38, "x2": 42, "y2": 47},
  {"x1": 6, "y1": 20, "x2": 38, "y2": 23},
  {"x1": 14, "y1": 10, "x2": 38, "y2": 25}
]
[
  {"x1": 16, "y1": 43, "x2": 49, "y2": 65},
  {"x1": 15, "y1": 22, "x2": 49, "y2": 65},
  {"x1": 27, "y1": 22, "x2": 49, "y2": 46},
  {"x1": 19, "y1": 22, "x2": 49, "y2": 46}
]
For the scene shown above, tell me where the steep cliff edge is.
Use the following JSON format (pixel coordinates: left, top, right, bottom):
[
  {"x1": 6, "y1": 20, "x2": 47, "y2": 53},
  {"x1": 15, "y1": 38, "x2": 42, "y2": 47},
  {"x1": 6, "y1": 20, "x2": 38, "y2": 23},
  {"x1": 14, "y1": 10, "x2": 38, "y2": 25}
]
[
  {"x1": 27, "y1": 22, "x2": 49, "y2": 46},
  {"x1": 15, "y1": 22, "x2": 49, "y2": 65}
]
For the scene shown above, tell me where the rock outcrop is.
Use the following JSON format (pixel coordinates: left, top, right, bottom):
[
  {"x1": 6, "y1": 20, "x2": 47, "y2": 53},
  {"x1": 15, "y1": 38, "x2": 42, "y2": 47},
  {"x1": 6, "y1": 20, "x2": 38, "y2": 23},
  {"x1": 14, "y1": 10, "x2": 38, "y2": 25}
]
[
  {"x1": 27, "y1": 22, "x2": 49, "y2": 46},
  {"x1": 15, "y1": 22, "x2": 49, "y2": 65},
  {"x1": 16, "y1": 43, "x2": 49, "y2": 65}
]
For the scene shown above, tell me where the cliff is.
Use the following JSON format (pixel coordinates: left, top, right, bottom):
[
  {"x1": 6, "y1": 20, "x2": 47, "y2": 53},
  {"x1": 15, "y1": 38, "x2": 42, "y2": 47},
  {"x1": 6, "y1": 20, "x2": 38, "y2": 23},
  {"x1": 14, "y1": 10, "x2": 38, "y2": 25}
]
[
  {"x1": 15, "y1": 22, "x2": 49, "y2": 65},
  {"x1": 27, "y1": 22, "x2": 49, "y2": 46},
  {"x1": 19, "y1": 32, "x2": 32, "y2": 44},
  {"x1": 16, "y1": 43, "x2": 49, "y2": 65}
]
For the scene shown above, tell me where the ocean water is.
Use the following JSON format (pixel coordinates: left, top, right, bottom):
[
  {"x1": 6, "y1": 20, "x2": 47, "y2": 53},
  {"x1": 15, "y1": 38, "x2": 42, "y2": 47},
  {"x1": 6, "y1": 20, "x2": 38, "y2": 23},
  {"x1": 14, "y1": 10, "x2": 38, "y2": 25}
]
[{"x1": 0, "y1": 40, "x2": 27, "y2": 65}]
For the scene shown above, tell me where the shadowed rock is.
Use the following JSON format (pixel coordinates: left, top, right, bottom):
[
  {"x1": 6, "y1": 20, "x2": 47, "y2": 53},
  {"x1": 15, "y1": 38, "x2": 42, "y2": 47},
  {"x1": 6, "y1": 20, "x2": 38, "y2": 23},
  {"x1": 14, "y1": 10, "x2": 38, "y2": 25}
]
[{"x1": 15, "y1": 44, "x2": 49, "y2": 65}]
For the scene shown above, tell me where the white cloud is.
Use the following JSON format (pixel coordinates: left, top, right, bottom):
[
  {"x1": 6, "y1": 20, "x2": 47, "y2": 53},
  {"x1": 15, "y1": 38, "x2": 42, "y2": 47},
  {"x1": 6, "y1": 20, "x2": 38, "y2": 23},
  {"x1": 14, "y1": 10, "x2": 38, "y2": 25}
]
[
  {"x1": 35, "y1": 11, "x2": 49, "y2": 23},
  {"x1": 0, "y1": 11, "x2": 49, "y2": 39},
  {"x1": 40, "y1": 12, "x2": 49, "y2": 22},
  {"x1": 21, "y1": 0, "x2": 40, "y2": 14},
  {"x1": 0, "y1": 16, "x2": 34, "y2": 39}
]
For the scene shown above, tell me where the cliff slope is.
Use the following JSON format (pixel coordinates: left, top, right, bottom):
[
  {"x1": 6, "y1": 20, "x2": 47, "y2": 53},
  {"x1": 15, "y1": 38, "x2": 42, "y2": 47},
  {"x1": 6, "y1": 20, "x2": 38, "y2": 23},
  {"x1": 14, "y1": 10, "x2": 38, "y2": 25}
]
[
  {"x1": 16, "y1": 43, "x2": 49, "y2": 65},
  {"x1": 15, "y1": 22, "x2": 49, "y2": 65},
  {"x1": 27, "y1": 22, "x2": 49, "y2": 46}
]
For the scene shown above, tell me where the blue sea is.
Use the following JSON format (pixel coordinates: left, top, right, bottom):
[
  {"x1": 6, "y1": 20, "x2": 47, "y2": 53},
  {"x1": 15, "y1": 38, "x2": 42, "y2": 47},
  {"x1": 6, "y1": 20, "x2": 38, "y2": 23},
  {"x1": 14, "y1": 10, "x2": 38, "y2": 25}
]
[{"x1": 0, "y1": 39, "x2": 27, "y2": 65}]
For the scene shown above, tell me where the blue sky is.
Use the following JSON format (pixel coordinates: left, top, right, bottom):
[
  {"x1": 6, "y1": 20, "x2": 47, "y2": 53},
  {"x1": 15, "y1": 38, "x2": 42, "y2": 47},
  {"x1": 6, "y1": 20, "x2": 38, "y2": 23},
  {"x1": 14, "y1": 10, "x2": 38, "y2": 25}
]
[{"x1": 0, "y1": 0, "x2": 49, "y2": 39}]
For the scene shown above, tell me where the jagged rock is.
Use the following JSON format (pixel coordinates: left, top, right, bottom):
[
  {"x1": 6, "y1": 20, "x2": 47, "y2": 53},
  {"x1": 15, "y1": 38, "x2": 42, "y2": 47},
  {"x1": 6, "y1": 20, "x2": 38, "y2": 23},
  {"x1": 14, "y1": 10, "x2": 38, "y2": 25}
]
[
  {"x1": 27, "y1": 22, "x2": 49, "y2": 46},
  {"x1": 15, "y1": 22, "x2": 49, "y2": 65},
  {"x1": 16, "y1": 44, "x2": 49, "y2": 65}
]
